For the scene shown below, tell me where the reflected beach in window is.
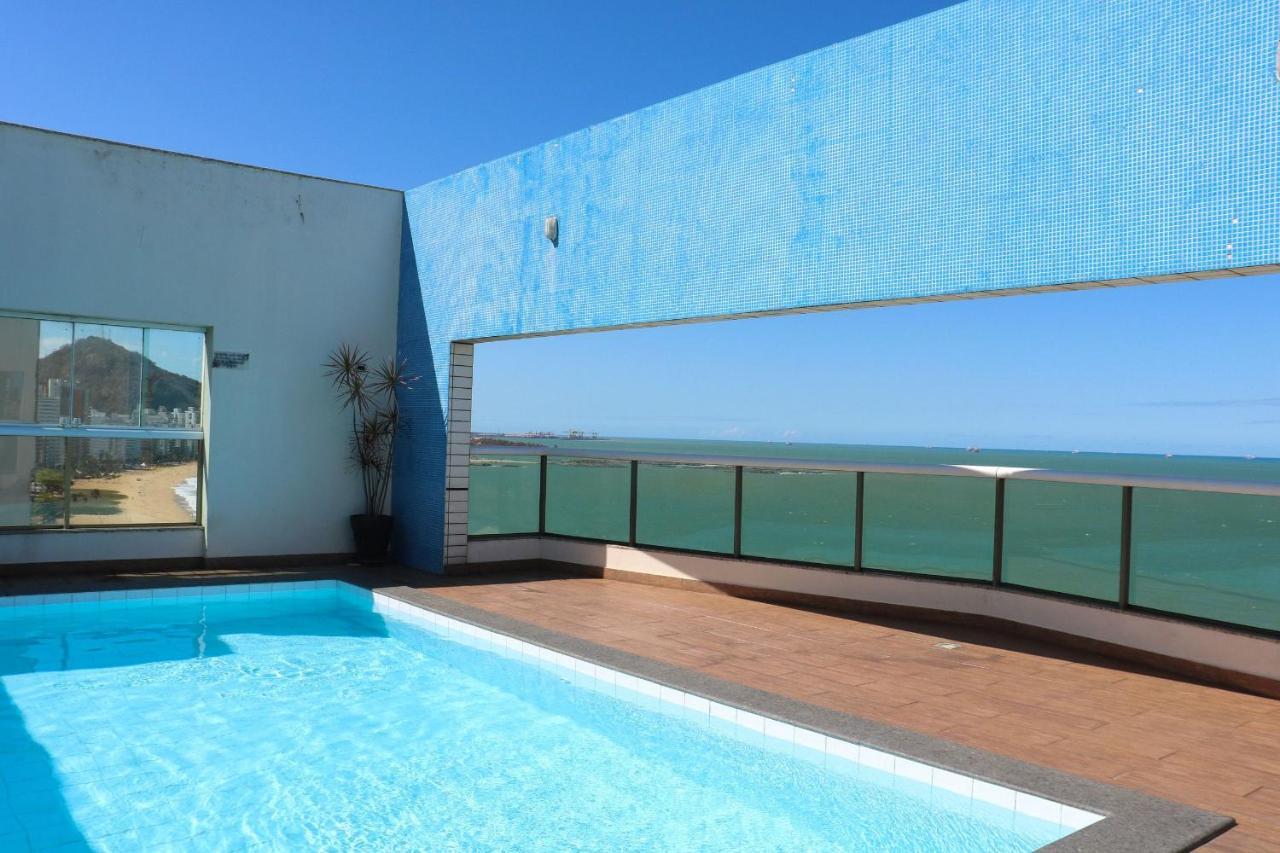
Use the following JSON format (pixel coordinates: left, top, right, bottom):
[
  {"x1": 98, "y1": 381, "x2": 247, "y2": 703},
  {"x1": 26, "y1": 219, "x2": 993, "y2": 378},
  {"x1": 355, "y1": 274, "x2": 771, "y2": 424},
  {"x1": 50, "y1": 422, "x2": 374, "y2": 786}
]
[{"x1": 67, "y1": 438, "x2": 199, "y2": 526}]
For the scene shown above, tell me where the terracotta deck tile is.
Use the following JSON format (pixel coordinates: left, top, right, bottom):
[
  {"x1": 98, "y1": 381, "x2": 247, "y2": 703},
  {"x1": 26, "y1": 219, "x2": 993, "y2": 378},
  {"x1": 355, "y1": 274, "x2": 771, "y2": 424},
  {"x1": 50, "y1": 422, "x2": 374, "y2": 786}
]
[
  {"x1": 1173, "y1": 737, "x2": 1280, "y2": 780},
  {"x1": 938, "y1": 717, "x2": 1068, "y2": 752},
  {"x1": 1159, "y1": 753, "x2": 1280, "y2": 800},
  {"x1": 1012, "y1": 738, "x2": 1155, "y2": 781},
  {"x1": 1240, "y1": 711, "x2": 1280, "y2": 736},
  {"x1": 789, "y1": 664, "x2": 880, "y2": 691},
  {"x1": 795, "y1": 689, "x2": 926, "y2": 722},
  {"x1": 694, "y1": 662, "x2": 798, "y2": 694},
  {"x1": 1244, "y1": 787, "x2": 1280, "y2": 812},
  {"x1": 1062, "y1": 720, "x2": 1183, "y2": 761},
  {"x1": 1205, "y1": 828, "x2": 1280, "y2": 853},
  {"x1": 409, "y1": 571, "x2": 1279, "y2": 848},
  {"x1": 765, "y1": 667, "x2": 875, "y2": 697},
  {"x1": 877, "y1": 700, "x2": 995, "y2": 736}
]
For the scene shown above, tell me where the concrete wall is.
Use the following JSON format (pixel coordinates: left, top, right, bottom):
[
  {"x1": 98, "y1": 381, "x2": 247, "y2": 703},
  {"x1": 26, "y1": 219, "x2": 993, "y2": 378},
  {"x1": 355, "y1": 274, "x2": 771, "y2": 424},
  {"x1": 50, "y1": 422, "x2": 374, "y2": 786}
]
[
  {"x1": 0, "y1": 122, "x2": 404, "y2": 563},
  {"x1": 397, "y1": 0, "x2": 1280, "y2": 571}
]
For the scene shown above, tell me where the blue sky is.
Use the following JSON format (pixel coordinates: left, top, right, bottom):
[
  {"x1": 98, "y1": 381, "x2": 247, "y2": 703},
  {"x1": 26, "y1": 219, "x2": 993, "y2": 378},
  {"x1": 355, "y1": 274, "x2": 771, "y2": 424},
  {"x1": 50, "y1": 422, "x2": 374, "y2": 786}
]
[
  {"x1": 36, "y1": 324, "x2": 203, "y2": 383},
  {"x1": 4, "y1": 1, "x2": 1277, "y2": 455},
  {"x1": 472, "y1": 276, "x2": 1280, "y2": 456}
]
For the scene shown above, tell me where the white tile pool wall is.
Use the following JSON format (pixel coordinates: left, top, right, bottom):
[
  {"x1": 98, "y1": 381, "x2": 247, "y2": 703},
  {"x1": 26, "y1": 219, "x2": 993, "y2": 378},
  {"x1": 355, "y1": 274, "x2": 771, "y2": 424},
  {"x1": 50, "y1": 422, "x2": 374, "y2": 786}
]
[
  {"x1": 342, "y1": 584, "x2": 1103, "y2": 835},
  {"x1": 0, "y1": 580, "x2": 1102, "y2": 835}
]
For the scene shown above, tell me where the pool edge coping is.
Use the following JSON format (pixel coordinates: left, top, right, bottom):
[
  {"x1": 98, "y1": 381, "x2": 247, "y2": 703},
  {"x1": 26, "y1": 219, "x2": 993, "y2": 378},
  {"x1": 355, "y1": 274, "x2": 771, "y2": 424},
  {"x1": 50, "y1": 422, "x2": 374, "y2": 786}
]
[{"x1": 359, "y1": 581, "x2": 1235, "y2": 853}]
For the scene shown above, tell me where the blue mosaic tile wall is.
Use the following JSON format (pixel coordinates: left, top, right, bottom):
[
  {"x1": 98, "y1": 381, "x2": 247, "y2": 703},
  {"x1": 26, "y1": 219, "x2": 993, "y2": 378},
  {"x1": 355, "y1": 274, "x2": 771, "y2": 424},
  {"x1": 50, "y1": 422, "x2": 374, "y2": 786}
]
[{"x1": 395, "y1": 0, "x2": 1280, "y2": 570}]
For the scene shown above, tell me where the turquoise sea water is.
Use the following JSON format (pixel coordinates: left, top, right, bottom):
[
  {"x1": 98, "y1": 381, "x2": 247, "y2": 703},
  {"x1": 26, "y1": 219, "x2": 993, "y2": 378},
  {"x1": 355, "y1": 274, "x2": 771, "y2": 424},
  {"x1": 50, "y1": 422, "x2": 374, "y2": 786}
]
[
  {"x1": 470, "y1": 438, "x2": 1280, "y2": 632},
  {"x1": 0, "y1": 587, "x2": 1066, "y2": 851}
]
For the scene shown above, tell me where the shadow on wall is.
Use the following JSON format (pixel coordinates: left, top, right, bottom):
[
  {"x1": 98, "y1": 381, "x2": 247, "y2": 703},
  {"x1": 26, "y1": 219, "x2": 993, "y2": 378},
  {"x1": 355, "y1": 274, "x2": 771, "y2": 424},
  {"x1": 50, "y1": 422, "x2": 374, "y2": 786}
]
[{"x1": 392, "y1": 204, "x2": 446, "y2": 571}]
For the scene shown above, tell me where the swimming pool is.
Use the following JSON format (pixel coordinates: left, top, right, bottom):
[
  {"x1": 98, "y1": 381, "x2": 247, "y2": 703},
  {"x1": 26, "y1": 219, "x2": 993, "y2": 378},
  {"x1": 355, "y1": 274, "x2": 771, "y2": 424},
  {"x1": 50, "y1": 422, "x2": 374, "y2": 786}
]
[{"x1": 0, "y1": 581, "x2": 1098, "y2": 851}]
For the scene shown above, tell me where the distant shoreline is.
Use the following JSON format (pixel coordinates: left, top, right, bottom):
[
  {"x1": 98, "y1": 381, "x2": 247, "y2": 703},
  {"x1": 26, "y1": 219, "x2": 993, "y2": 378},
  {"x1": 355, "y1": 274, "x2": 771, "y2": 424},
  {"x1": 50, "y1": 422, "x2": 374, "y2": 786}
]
[
  {"x1": 467, "y1": 435, "x2": 1280, "y2": 481},
  {"x1": 470, "y1": 433, "x2": 1278, "y2": 463}
]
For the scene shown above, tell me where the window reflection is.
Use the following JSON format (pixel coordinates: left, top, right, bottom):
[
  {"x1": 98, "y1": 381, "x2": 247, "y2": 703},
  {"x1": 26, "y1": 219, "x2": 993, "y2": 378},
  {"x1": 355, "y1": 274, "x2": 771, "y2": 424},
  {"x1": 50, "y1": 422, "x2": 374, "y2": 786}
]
[
  {"x1": 0, "y1": 317, "x2": 39, "y2": 422},
  {"x1": 142, "y1": 329, "x2": 204, "y2": 429},
  {"x1": 36, "y1": 320, "x2": 74, "y2": 423},
  {"x1": 0, "y1": 314, "x2": 204, "y2": 529},
  {"x1": 0, "y1": 436, "x2": 63, "y2": 528},
  {"x1": 67, "y1": 438, "x2": 199, "y2": 526},
  {"x1": 0, "y1": 318, "x2": 73, "y2": 423},
  {"x1": 72, "y1": 323, "x2": 144, "y2": 427}
]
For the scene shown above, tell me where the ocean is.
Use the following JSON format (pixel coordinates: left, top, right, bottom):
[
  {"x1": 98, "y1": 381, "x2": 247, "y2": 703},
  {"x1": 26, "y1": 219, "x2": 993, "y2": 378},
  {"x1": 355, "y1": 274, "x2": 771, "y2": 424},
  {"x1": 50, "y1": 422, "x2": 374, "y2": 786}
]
[
  {"x1": 469, "y1": 438, "x2": 1280, "y2": 633},
  {"x1": 172, "y1": 476, "x2": 198, "y2": 517},
  {"x1": 481, "y1": 437, "x2": 1280, "y2": 481}
]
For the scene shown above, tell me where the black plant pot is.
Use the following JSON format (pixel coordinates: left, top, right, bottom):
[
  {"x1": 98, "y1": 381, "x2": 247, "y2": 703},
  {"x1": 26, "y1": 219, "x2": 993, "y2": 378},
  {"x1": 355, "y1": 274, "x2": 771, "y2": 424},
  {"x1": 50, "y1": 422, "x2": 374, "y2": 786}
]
[{"x1": 350, "y1": 514, "x2": 394, "y2": 565}]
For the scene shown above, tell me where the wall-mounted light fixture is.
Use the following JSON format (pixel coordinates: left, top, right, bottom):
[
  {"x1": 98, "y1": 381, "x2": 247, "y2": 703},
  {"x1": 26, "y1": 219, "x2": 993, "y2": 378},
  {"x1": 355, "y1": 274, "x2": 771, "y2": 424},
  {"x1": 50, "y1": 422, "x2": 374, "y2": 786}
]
[{"x1": 544, "y1": 215, "x2": 559, "y2": 247}]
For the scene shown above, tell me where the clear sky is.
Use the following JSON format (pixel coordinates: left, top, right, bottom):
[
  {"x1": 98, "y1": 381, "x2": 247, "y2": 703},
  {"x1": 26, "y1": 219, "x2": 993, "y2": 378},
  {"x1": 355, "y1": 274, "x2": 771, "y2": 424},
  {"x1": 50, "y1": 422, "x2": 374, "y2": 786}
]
[
  {"x1": 4, "y1": 1, "x2": 1277, "y2": 456},
  {"x1": 473, "y1": 277, "x2": 1280, "y2": 456}
]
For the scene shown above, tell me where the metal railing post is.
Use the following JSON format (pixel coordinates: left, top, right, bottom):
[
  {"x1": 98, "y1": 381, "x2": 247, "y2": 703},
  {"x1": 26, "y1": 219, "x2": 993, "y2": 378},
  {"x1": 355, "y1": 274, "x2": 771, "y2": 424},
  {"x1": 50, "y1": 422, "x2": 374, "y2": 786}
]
[
  {"x1": 195, "y1": 440, "x2": 205, "y2": 525},
  {"x1": 62, "y1": 437, "x2": 72, "y2": 529},
  {"x1": 537, "y1": 455, "x2": 547, "y2": 535},
  {"x1": 992, "y1": 478, "x2": 1006, "y2": 586},
  {"x1": 854, "y1": 471, "x2": 865, "y2": 571},
  {"x1": 1119, "y1": 485, "x2": 1134, "y2": 608},
  {"x1": 628, "y1": 460, "x2": 639, "y2": 545},
  {"x1": 732, "y1": 465, "x2": 743, "y2": 557}
]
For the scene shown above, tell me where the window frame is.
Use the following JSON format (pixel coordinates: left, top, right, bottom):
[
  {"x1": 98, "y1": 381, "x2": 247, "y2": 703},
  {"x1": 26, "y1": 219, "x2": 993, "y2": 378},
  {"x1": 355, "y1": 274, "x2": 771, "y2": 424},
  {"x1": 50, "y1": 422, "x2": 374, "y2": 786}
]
[{"x1": 0, "y1": 310, "x2": 207, "y2": 532}]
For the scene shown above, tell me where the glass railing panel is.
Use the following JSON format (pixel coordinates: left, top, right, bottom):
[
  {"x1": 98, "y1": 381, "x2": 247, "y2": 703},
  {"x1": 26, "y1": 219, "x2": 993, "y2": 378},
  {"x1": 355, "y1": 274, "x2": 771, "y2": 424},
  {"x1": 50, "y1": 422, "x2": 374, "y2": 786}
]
[
  {"x1": 861, "y1": 473, "x2": 993, "y2": 580},
  {"x1": 740, "y1": 468, "x2": 856, "y2": 566},
  {"x1": 66, "y1": 438, "x2": 201, "y2": 526},
  {"x1": 1002, "y1": 481, "x2": 1121, "y2": 601},
  {"x1": 1131, "y1": 489, "x2": 1280, "y2": 632},
  {"x1": 468, "y1": 455, "x2": 539, "y2": 535},
  {"x1": 0, "y1": 436, "x2": 65, "y2": 528},
  {"x1": 545, "y1": 457, "x2": 631, "y2": 541},
  {"x1": 635, "y1": 463, "x2": 734, "y2": 553}
]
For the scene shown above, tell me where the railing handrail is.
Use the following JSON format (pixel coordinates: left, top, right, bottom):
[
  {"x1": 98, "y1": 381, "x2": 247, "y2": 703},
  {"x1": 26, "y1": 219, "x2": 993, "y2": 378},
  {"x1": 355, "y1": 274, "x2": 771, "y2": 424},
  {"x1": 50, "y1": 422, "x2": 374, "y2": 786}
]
[
  {"x1": 470, "y1": 445, "x2": 1280, "y2": 497},
  {"x1": 0, "y1": 423, "x2": 205, "y2": 441}
]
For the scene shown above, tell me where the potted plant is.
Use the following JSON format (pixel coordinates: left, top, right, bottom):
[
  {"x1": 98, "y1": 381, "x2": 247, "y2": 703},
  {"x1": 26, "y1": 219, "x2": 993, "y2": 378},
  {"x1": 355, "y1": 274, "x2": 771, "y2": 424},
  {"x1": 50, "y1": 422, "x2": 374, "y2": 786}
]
[{"x1": 325, "y1": 343, "x2": 414, "y2": 564}]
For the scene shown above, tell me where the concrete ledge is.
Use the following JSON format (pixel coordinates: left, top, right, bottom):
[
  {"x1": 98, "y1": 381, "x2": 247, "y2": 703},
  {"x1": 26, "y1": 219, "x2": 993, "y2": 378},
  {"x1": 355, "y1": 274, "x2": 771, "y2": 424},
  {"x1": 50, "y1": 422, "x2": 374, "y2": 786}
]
[
  {"x1": 467, "y1": 536, "x2": 1280, "y2": 697},
  {"x1": 0, "y1": 550, "x2": 354, "y2": 577},
  {"x1": 0, "y1": 526, "x2": 206, "y2": 567}
]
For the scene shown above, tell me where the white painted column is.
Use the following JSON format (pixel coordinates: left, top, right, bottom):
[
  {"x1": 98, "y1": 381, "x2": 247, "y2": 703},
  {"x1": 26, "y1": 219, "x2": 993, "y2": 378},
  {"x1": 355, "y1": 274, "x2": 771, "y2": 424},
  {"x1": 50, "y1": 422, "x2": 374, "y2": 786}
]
[{"x1": 443, "y1": 342, "x2": 473, "y2": 567}]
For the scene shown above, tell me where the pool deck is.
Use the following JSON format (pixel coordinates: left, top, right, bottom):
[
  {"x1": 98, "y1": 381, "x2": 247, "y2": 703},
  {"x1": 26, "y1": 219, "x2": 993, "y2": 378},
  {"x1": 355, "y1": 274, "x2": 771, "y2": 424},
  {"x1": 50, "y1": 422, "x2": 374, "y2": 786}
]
[{"x1": 4, "y1": 564, "x2": 1279, "y2": 850}]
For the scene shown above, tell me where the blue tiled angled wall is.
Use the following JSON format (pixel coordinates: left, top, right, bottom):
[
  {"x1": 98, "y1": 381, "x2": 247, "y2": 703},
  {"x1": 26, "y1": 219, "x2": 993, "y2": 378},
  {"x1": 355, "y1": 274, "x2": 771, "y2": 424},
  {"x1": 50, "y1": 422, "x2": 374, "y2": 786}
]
[{"x1": 395, "y1": 0, "x2": 1280, "y2": 571}]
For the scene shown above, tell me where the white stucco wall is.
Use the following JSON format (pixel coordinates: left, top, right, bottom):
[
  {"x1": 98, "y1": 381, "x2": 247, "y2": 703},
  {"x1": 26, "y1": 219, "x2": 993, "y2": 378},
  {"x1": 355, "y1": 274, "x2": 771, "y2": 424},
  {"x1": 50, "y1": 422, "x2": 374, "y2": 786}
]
[{"x1": 0, "y1": 122, "x2": 403, "y2": 562}]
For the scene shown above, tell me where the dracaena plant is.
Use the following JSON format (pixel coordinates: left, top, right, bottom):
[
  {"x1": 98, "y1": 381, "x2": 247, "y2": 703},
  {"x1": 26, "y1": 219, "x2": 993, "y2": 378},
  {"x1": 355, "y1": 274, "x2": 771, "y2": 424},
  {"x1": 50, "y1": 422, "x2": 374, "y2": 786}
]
[{"x1": 324, "y1": 343, "x2": 415, "y2": 518}]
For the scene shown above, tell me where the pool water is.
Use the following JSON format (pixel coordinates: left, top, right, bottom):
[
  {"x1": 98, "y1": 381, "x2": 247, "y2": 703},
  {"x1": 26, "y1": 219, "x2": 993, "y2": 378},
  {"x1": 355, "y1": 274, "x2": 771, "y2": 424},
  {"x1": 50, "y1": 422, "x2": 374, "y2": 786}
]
[{"x1": 0, "y1": 583, "x2": 1075, "y2": 851}]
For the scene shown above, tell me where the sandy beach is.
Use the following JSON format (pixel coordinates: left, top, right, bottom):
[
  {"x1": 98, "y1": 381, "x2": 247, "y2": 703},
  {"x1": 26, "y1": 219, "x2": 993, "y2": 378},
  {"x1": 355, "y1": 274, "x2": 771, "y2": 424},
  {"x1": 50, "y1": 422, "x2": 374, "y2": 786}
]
[{"x1": 70, "y1": 461, "x2": 197, "y2": 525}]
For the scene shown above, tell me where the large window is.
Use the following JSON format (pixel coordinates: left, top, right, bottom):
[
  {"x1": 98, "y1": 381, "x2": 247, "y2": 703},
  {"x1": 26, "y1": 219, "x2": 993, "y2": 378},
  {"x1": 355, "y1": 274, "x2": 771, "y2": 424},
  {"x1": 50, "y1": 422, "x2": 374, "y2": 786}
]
[{"x1": 0, "y1": 313, "x2": 205, "y2": 529}]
